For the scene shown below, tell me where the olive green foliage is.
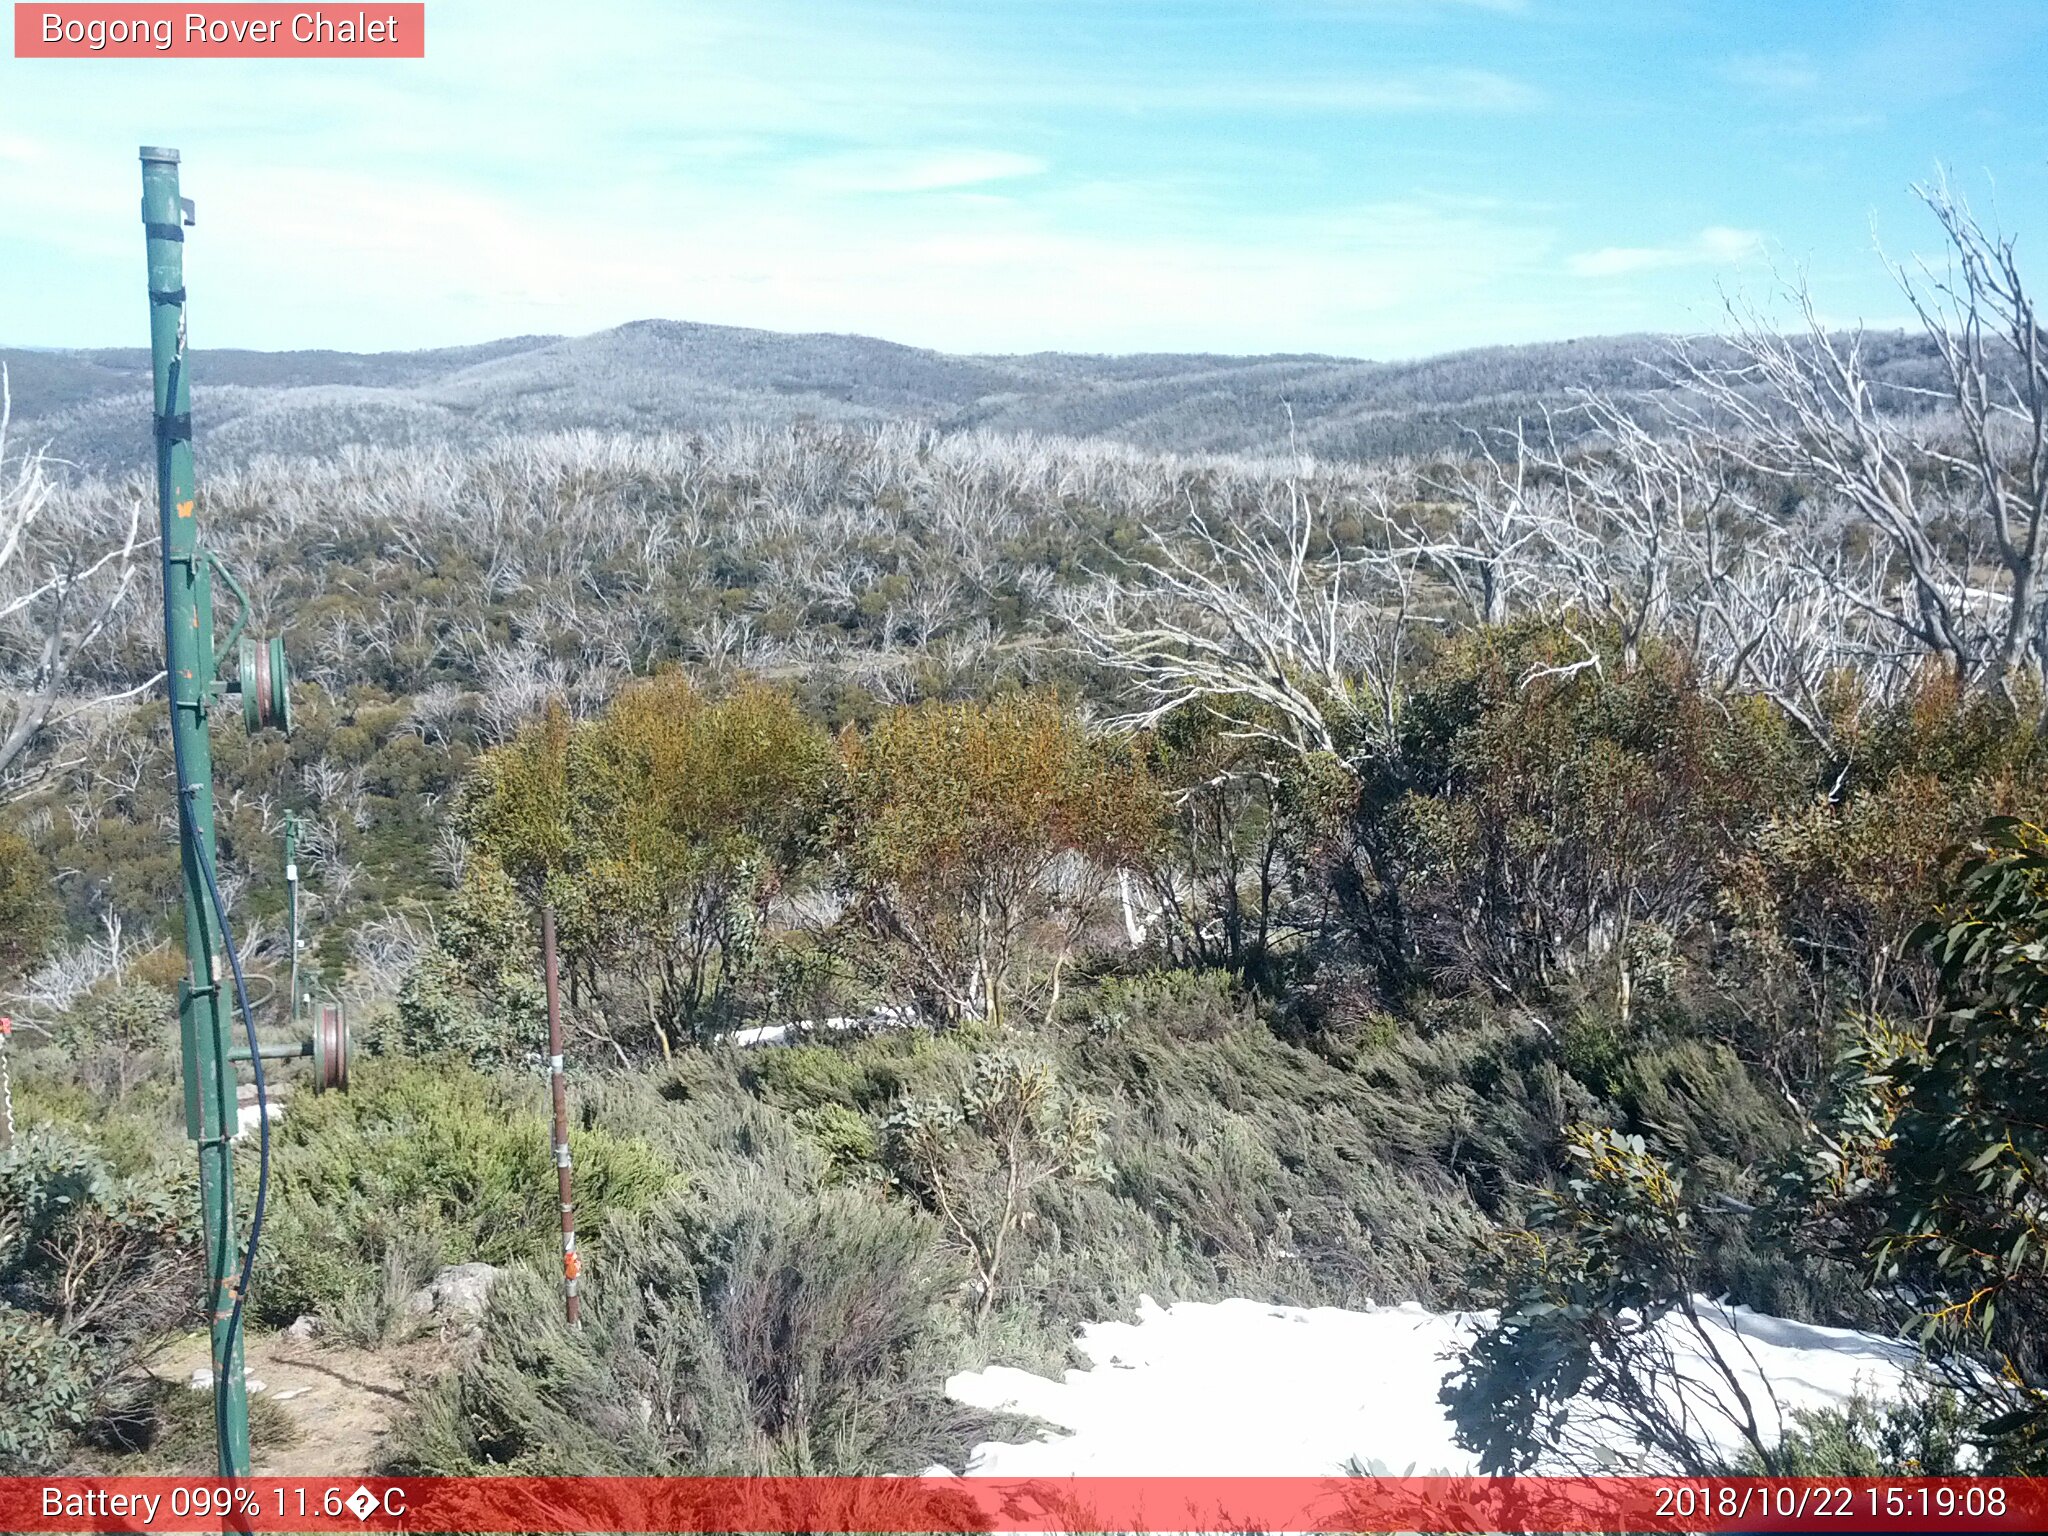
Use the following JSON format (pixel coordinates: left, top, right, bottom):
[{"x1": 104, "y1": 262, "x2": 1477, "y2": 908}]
[
  {"x1": 396, "y1": 1157, "x2": 994, "y2": 1475},
  {"x1": 0, "y1": 825, "x2": 59, "y2": 979},
  {"x1": 840, "y1": 692, "x2": 1161, "y2": 1026},
  {"x1": 393, "y1": 855, "x2": 543, "y2": 1064},
  {"x1": 1135, "y1": 711, "x2": 1340, "y2": 986},
  {"x1": 1069, "y1": 974, "x2": 1502, "y2": 1302},
  {"x1": 726, "y1": 974, "x2": 1612, "y2": 1356},
  {"x1": 0, "y1": 1306, "x2": 91, "y2": 1472},
  {"x1": 885, "y1": 1050, "x2": 1110, "y2": 1318},
  {"x1": 445, "y1": 683, "x2": 1162, "y2": 1045},
  {"x1": 1442, "y1": 1125, "x2": 1789, "y2": 1476},
  {"x1": 1844, "y1": 818, "x2": 2048, "y2": 1469},
  {"x1": 254, "y1": 1057, "x2": 673, "y2": 1328},
  {"x1": 0, "y1": 1128, "x2": 200, "y2": 1472},
  {"x1": 1742, "y1": 1388, "x2": 1971, "y2": 1477},
  {"x1": 1380, "y1": 624, "x2": 1802, "y2": 1002},
  {"x1": 51, "y1": 979, "x2": 181, "y2": 1107},
  {"x1": 1722, "y1": 675, "x2": 2048, "y2": 1052},
  {"x1": 458, "y1": 677, "x2": 839, "y2": 1048}
]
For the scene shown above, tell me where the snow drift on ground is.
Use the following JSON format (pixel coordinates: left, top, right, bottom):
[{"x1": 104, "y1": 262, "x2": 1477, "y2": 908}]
[{"x1": 939, "y1": 1295, "x2": 1919, "y2": 1476}]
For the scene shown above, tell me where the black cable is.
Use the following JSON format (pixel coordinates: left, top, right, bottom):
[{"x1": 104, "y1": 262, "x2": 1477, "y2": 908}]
[{"x1": 157, "y1": 348, "x2": 270, "y2": 1475}]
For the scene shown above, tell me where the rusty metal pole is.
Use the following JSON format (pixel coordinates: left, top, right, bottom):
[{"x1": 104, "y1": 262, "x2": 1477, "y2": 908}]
[{"x1": 541, "y1": 906, "x2": 580, "y2": 1326}]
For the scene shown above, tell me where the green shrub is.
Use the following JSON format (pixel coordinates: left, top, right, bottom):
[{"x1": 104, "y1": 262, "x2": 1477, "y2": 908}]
[
  {"x1": 0, "y1": 827, "x2": 59, "y2": 981},
  {"x1": 394, "y1": 1183, "x2": 993, "y2": 1475},
  {"x1": 0, "y1": 1127, "x2": 199, "y2": 1347},
  {"x1": 885, "y1": 1049, "x2": 1109, "y2": 1319},
  {"x1": 0, "y1": 1129, "x2": 200, "y2": 1471},
  {"x1": 797, "y1": 1102, "x2": 881, "y2": 1179},
  {"x1": 1068, "y1": 967, "x2": 1247, "y2": 1041},
  {"x1": 391, "y1": 858, "x2": 544, "y2": 1065},
  {"x1": 1741, "y1": 1388, "x2": 1971, "y2": 1477},
  {"x1": 745, "y1": 1043, "x2": 871, "y2": 1112},
  {"x1": 0, "y1": 1306, "x2": 91, "y2": 1473},
  {"x1": 1612, "y1": 1038, "x2": 1797, "y2": 1185},
  {"x1": 254, "y1": 1057, "x2": 672, "y2": 1325}
]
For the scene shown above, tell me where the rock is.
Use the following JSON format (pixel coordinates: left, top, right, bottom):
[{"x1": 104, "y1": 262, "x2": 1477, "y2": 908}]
[
  {"x1": 406, "y1": 1262, "x2": 502, "y2": 1322},
  {"x1": 286, "y1": 1313, "x2": 322, "y2": 1341}
]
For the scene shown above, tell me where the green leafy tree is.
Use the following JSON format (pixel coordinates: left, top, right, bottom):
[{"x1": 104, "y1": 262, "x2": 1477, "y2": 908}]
[
  {"x1": 838, "y1": 693, "x2": 1160, "y2": 1026},
  {"x1": 1442, "y1": 1125, "x2": 1789, "y2": 1475},
  {"x1": 1392, "y1": 622, "x2": 1798, "y2": 1002},
  {"x1": 1859, "y1": 817, "x2": 2048, "y2": 1467},
  {"x1": 395, "y1": 854, "x2": 544, "y2": 1064},
  {"x1": 1137, "y1": 709, "x2": 1341, "y2": 988},
  {"x1": 459, "y1": 676, "x2": 836, "y2": 1048}
]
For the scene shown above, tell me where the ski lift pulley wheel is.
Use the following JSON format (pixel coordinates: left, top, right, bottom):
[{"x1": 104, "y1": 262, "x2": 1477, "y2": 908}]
[
  {"x1": 238, "y1": 634, "x2": 292, "y2": 735},
  {"x1": 313, "y1": 1001, "x2": 349, "y2": 1093}
]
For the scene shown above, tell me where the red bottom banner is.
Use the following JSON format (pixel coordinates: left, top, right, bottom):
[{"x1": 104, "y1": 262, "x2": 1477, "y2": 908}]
[{"x1": 2, "y1": 1475, "x2": 2042, "y2": 1534}]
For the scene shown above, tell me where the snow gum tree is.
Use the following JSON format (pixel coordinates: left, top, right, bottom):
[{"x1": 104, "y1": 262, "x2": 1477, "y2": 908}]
[
  {"x1": 837, "y1": 693, "x2": 1161, "y2": 1027},
  {"x1": 454, "y1": 676, "x2": 839, "y2": 1050},
  {"x1": 1442, "y1": 1125, "x2": 1789, "y2": 1476}
]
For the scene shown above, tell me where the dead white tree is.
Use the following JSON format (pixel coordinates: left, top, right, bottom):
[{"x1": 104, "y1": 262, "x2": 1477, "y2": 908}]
[
  {"x1": 1417, "y1": 437, "x2": 1561, "y2": 628},
  {"x1": 1065, "y1": 466, "x2": 1420, "y2": 770},
  {"x1": 0, "y1": 368, "x2": 146, "y2": 782},
  {"x1": 1675, "y1": 177, "x2": 2048, "y2": 706}
]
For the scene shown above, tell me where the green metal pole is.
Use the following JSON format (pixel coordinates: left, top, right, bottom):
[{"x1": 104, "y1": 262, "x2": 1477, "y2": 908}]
[{"x1": 142, "y1": 144, "x2": 252, "y2": 1478}]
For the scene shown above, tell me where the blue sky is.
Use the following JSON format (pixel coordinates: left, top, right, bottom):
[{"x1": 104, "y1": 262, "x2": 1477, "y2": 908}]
[{"x1": 2, "y1": 0, "x2": 2045, "y2": 356}]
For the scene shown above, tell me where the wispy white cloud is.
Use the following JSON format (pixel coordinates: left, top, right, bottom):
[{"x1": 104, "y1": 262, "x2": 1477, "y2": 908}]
[
  {"x1": 1307, "y1": 0, "x2": 1528, "y2": 13},
  {"x1": 79, "y1": 156, "x2": 1572, "y2": 356},
  {"x1": 788, "y1": 149, "x2": 1050, "y2": 195},
  {"x1": 1567, "y1": 226, "x2": 1764, "y2": 279},
  {"x1": 1140, "y1": 68, "x2": 1542, "y2": 114},
  {"x1": 1722, "y1": 53, "x2": 1820, "y2": 93}
]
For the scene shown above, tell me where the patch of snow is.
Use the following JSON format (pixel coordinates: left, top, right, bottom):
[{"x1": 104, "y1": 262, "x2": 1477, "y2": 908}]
[
  {"x1": 731, "y1": 1023, "x2": 793, "y2": 1048},
  {"x1": 732, "y1": 1006, "x2": 916, "y2": 1049},
  {"x1": 232, "y1": 1085, "x2": 286, "y2": 1140},
  {"x1": 937, "y1": 1294, "x2": 1918, "y2": 1477}
]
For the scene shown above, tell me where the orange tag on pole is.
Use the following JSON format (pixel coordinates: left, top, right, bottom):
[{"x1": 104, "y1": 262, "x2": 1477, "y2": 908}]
[{"x1": 563, "y1": 1252, "x2": 581, "y2": 1280}]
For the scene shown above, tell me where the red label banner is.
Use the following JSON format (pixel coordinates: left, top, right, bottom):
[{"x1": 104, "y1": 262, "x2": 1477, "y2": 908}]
[
  {"x1": 12, "y1": 5, "x2": 425, "y2": 58},
  {"x1": 0, "y1": 1476, "x2": 2043, "y2": 1533}
]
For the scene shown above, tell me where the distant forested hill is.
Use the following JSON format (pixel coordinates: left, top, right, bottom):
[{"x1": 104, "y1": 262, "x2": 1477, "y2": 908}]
[{"x1": 0, "y1": 318, "x2": 1949, "y2": 471}]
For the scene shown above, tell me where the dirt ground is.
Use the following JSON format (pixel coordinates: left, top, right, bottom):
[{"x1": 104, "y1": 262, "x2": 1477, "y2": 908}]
[{"x1": 145, "y1": 1328, "x2": 455, "y2": 1476}]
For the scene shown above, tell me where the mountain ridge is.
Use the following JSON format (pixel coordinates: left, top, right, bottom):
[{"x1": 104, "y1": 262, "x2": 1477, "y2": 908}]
[{"x1": 0, "y1": 318, "x2": 1946, "y2": 472}]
